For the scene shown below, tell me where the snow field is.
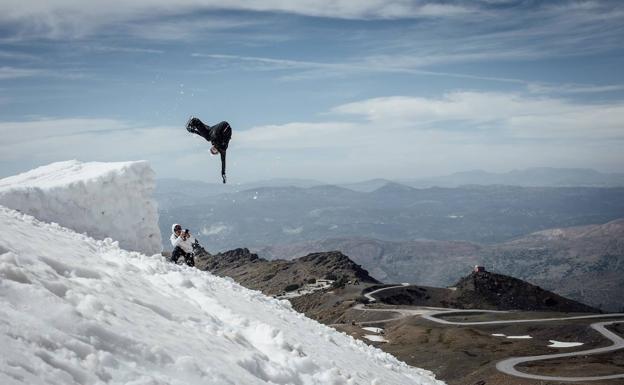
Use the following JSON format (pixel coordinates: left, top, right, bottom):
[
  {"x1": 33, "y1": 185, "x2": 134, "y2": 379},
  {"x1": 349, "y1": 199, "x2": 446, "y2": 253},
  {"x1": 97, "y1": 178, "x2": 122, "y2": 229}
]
[
  {"x1": 0, "y1": 206, "x2": 444, "y2": 385},
  {"x1": 0, "y1": 160, "x2": 161, "y2": 255}
]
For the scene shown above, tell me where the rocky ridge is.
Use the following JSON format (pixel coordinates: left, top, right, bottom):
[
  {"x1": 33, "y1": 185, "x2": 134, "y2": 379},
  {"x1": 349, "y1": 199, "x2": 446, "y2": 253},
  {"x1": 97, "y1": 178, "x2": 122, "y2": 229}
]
[{"x1": 194, "y1": 245, "x2": 379, "y2": 296}]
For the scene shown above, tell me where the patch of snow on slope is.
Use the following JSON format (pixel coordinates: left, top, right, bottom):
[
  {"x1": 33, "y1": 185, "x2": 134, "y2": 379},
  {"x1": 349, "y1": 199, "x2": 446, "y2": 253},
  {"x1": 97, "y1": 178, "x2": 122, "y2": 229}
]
[
  {"x1": 363, "y1": 335, "x2": 388, "y2": 343},
  {"x1": 506, "y1": 335, "x2": 532, "y2": 339},
  {"x1": 548, "y1": 340, "x2": 584, "y2": 348},
  {"x1": 0, "y1": 206, "x2": 444, "y2": 385},
  {"x1": 0, "y1": 160, "x2": 161, "y2": 254}
]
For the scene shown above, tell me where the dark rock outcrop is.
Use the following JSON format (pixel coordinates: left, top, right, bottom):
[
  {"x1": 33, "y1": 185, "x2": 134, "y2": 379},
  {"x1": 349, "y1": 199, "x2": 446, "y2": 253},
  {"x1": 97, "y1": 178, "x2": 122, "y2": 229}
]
[
  {"x1": 453, "y1": 271, "x2": 599, "y2": 312},
  {"x1": 194, "y1": 245, "x2": 378, "y2": 296},
  {"x1": 371, "y1": 271, "x2": 599, "y2": 313}
]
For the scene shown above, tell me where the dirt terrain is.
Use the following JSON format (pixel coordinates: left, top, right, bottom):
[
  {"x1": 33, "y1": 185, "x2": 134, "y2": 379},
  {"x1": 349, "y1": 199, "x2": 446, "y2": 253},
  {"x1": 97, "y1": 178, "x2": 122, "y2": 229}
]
[
  {"x1": 334, "y1": 308, "x2": 623, "y2": 385},
  {"x1": 195, "y1": 247, "x2": 623, "y2": 384}
]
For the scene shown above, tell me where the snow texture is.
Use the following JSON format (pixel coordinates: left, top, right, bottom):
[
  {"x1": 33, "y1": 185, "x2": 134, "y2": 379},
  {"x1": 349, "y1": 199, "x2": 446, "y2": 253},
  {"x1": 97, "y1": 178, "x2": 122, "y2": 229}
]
[
  {"x1": 0, "y1": 160, "x2": 161, "y2": 255},
  {"x1": 0, "y1": 211, "x2": 444, "y2": 384},
  {"x1": 363, "y1": 335, "x2": 389, "y2": 343},
  {"x1": 506, "y1": 335, "x2": 533, "y2": 339},
  {"x1": 548, "y1": 340, "x2": 584, "y2": 348}
]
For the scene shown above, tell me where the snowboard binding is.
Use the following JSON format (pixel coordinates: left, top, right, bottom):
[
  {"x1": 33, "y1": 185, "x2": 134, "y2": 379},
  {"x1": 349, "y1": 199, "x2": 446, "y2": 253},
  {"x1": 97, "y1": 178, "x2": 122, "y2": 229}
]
[{"x1": 186, "y1": 116, "x2": 200, "y2": 134}]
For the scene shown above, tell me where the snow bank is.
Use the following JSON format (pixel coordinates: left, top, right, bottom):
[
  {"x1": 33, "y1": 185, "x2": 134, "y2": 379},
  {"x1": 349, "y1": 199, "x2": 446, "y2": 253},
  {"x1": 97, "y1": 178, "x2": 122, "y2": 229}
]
[
  {"x1": 0, "y1": 160, "x2": 161, "y2": 254},
  {"x1": 0, "y1": 206, "x2": 444, "y2": 385}
]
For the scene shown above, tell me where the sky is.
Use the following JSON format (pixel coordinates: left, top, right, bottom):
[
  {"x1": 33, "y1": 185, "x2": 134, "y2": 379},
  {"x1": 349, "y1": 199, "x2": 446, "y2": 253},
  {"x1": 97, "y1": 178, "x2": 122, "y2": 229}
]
[{"x1": 1, "y1": 0, "x2": 623, "y2": 183}]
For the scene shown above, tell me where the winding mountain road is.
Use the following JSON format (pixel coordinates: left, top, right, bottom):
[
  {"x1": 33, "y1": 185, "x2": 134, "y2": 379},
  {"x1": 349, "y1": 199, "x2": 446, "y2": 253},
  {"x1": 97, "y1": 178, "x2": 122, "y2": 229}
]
[{"x1": 353, "y1": 285, "x2": 624, "y2": 382}]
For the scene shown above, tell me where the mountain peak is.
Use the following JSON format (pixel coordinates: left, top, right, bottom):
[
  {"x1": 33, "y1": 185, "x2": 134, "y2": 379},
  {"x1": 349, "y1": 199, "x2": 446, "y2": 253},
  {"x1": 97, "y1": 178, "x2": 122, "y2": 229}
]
[
  {"x1": 373, "y1": 181, "x2": 414, "y2": 194},
  {"x1": 195, "y1": 249, "x2": 379, "y2": 296},
  {"x1": 454, "y1": 270, "x2": 598, "y2": 312}
]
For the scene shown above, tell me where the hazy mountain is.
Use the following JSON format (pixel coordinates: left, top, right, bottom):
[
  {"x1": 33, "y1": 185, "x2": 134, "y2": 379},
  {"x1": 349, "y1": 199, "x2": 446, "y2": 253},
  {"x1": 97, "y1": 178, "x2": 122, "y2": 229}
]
[
  {"x1": 155, "y1": 177, "x2": 323, "y2": 209},
  {"x1": 403, "y1": 167, "x2": 624, "y2": 188},
  {"x1": 340, "y1": 178, "x2": 395, "y2": 192},
  {"x1": 256, "y1": 219, "x2": 624, "y2": 311},
  {"x1": 158, "y1": 182, "x2": 624, "y2": 251}
]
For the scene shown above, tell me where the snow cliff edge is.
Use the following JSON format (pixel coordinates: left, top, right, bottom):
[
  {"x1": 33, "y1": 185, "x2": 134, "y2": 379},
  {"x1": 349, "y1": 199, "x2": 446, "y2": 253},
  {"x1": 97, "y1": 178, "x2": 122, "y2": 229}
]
[{"x1": 0, "y1": 160, "x2": 161, "y2": 254}]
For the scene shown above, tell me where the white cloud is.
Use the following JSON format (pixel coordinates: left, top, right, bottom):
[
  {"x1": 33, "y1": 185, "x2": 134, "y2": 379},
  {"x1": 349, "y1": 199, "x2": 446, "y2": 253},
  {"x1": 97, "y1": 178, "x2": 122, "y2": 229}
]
[
  {"x1": 0, "y1": 118, "x2": 130, "y2": 145},
  {"x1": 190, "y1": 52, "x2": 535, "y2": 85},
  {"x1": 0, "y1": 118, "x2": 206, "y2": 161},
  {"x1": 331, "y1": 92, "x2": 624, "y2": 138},
  {"x1": 237, "y1": 122, "x2": 360, "y2": 149},
  {"x1": 0, "y1": 66, "x2": 45, "y2": 79},
  {"x1": 0, "y1": 50, "x2": 39, "y2": 61},
  {"x1": 527, "y1": 83, "x2": 624, "y2": 95},
  {"x1": 2, "y1": 92, "x2": 624, "y2": 182},
  {"x1": 201, "y1": 224, "x2": 230, "y2": 235},
  {"x1": 232, "y1": 91, "x2": 624, "y2": 180},
  {"x1": 1, "y1": 0, "x2": 472, "y2": 39},
  {"x1": 282, "y1": 226, "x2": 303, "y2": 235}
]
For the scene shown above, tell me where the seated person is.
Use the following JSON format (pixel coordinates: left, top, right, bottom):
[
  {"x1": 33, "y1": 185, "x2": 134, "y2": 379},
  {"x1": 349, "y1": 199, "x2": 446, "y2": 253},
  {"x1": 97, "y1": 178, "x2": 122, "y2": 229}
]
[{"x1": 170, "y1": 223, "x2": 195, "y2": 267}]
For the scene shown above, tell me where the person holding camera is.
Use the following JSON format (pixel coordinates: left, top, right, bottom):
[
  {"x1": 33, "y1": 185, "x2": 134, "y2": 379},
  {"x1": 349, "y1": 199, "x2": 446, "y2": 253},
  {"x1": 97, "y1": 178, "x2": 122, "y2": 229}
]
[{"x1": 170, "y1": 223, "x2": 195, "y2": 267}]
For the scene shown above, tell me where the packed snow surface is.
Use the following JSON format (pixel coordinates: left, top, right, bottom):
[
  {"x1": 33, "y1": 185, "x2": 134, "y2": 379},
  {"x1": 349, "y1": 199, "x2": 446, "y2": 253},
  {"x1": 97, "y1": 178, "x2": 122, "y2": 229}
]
[
  {"x1": 506, "y1": 335, "x2": 533, "y2": 339},
  {"x1": 363, "y1": 335, "x2": 388, "y2": 343},
  {"x1": 0, "y1": 206, "x2": 444, "y2": 385},
  {"x1": 362, "y1": 327, "x2": 384, "y2": 334},
  {"x1": 0, "y1": 160, "x2": 161, "y2": 254},
  {"x1": 548, "y1": 340, "x2": 584, "y2": 348}
]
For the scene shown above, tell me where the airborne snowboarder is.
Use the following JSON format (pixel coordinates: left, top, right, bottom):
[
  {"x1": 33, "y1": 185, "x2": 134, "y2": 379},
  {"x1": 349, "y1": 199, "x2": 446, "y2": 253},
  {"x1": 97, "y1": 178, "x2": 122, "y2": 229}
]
[{"x1": 186, "y1": 117, "x2": 232, "y2": 183}]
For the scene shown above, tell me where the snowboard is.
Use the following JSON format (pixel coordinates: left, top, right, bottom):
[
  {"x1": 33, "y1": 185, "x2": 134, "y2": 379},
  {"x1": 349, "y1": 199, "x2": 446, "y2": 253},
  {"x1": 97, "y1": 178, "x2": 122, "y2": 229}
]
[{"x1": 186, "y1": 116, "x2": 203, "y2": 134}]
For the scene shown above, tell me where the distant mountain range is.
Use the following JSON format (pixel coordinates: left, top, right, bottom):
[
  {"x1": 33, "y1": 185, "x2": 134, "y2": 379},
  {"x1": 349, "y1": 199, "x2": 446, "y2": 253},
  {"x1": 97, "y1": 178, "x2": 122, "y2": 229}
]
[
  {"x1": 157, "y1": 167, "x2": 624, "y2": 201},
  {"x1": 343, "y1": 168, "x2": 624, "y2": 191},
  {"x1": 156, "y1": 169, "x2": 624, "y2": 311},
  {"x1": 405, "y1": 167, "x2": 624, "y2": 189},
  {"x1": 256, "y1": 219, "x2": 624, "y2": 312},
  {"x1": 157, "y1": 181, "x2": 624, "y2": 251}
]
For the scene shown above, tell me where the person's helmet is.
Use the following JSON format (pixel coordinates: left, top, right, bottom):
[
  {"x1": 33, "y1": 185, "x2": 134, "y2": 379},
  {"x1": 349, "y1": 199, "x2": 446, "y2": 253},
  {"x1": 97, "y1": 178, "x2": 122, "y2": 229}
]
[
  {"x1": 172, "y1": 223, "x2": 181, "y2": 233},
  {"x1": 210, "y1": 146, "x2": 220, "y2": 155}
]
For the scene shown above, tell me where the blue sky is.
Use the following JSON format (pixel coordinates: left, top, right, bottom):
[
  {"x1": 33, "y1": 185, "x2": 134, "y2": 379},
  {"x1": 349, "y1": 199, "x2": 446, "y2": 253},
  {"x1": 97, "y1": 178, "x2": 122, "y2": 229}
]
[{"x1": 1, "y1": 0, "x2": 623, "y2": 183}]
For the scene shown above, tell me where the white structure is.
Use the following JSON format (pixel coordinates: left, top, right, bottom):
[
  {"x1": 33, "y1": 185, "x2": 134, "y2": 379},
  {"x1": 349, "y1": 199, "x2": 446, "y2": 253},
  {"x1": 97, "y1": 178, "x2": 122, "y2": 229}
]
[{"x1": 0, "y1": 160, "x2": 161, "y2": 254}]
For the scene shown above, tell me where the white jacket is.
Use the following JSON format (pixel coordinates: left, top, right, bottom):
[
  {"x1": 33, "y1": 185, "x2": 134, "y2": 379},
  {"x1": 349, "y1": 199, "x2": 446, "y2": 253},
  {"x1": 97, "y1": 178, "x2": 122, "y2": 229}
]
[{"x1": 170, "y1": 232, "x2": 195, "y2": 254}]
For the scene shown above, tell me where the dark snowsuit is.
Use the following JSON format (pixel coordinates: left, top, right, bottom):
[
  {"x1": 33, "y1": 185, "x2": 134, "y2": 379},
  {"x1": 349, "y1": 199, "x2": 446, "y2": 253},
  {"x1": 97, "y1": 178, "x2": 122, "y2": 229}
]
[
  {"x1": 171, "y1": 246, "x2": 195, "y2": 267},
  {"x1": 187, "y1": 118, "x2": 232, "y2": 182}
]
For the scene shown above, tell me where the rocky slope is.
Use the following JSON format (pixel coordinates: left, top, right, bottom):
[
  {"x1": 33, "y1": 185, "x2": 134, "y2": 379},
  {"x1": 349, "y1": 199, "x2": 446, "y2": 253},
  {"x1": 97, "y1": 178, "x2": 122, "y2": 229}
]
[
  {"x1": 257, "y1": 219, "x2": 624, "y2": 311},
  {"x1": 194, "y1": 246, "x2": 379, "y2": 296},
  {"x1": 370, "y1": 271, "x2": 598, "y2": 312},
  {"x1": 453, "y1": 271, "x2": 599, "y2": 312}
]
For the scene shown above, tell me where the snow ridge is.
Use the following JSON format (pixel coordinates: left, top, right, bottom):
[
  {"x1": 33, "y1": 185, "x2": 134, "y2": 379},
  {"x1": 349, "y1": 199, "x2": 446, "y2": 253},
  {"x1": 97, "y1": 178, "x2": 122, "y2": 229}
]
[
  {"x1": 0, "y1": 160, "x2": 161, "y2": 254},
  {"x1": 0, "y1": 206, "x2": 443, "y2": 385}
]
